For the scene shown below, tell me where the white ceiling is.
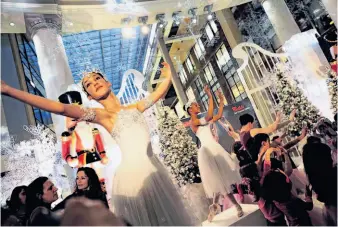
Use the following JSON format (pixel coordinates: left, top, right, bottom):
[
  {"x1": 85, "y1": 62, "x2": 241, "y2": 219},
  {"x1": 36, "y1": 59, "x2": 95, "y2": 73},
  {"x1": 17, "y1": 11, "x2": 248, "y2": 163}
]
[{"x1": 1, "y1": 0, "x2": 251, "y2": 34}]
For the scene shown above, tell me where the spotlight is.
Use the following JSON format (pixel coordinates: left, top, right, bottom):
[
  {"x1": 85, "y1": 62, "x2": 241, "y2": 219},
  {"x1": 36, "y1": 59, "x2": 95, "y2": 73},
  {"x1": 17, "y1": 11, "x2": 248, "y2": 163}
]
[
  {"x1": 156, "y1": 13, "x2": 167, "y2": 29},
  {"x1": 138, "y1": 16, "x2": 150, "y2": 34},
  {"x1": 188, "y1": 8, "x2": 197, "y2": 25},
  {"x1": 207, "y1": 14, "x2": 213, "y2": 20},
  {"x1": 172, "y1": 11, "x2": 182, "y2": 26},
  {"x1": 69, "y1": 22, "x2": 73, "y2": 26},
  {"x1": 204, "y1": 4, "x2": 213, "y2": 21},
  {"x1": 141, "y1": 25, "x2": 150, "y2": 34},
  {"x1": 9, "y1": 22, "x2": 15, "y2": 26},
  {"x1": 122, "y1": 27, "x2": 136, "y2": 38}
]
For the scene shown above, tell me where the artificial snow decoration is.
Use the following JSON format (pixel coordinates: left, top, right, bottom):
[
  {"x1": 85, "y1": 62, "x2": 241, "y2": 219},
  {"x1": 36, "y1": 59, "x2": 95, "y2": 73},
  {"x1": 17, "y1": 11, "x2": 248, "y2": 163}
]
[
  {"x1": 1, "y1": 125, "x2": 68, "y2": 205},
  {"x1": 275, "y1": 72, "x2": 321, "y2": 136},
  {"x1": 157, "y1": 106, "x2": 201, "y2": 186},
  {"x1": 326, "y1": 68, "x2": 337, "y2": 116}
]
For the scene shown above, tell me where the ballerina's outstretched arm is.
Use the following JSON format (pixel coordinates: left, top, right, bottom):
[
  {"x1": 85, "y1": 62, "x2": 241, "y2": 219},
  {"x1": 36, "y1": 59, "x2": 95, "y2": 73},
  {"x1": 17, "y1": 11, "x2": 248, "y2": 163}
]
[
  {"x1": 212, "y1": 90, "x2": 225, "y2": 122},
  {"x1": 204, "y1": 85, "x2": 214, "y2": 122},
  {"x1": 0, "y1": 80, "x2": 109, "y2": 125},
  {"x1": 137, "y1": 62, "x2": 172, "y2": 112}
]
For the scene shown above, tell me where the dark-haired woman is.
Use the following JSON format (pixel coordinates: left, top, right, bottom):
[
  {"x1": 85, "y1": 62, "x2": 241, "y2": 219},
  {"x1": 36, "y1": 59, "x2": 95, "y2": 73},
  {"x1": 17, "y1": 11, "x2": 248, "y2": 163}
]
[
  {"x1": 2, "y1": 186, "x2": 27, "y2": 225},
  {"x1": 53, "y1": 167, "x2": 108, "y2": 210},
  {"x1": 303, "y1": 142, "x2": 337, "y2": 226},
  {"x1": 25, "y1": 177, "x2": 60, "y2": 226}
]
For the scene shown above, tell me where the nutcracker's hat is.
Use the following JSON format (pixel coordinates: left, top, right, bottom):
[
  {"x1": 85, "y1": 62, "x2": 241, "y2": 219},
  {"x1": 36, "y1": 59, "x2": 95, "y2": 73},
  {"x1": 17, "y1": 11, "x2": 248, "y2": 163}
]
[{"x1": 58, "y1": 91, "x2": 83, "y2": 105}]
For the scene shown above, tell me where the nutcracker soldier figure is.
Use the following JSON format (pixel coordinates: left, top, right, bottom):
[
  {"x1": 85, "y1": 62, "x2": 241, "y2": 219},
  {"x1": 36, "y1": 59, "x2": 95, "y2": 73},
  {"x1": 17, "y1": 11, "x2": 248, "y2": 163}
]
[{"x1": 58, "y1": 91, "x2": 108, "y2": 172}]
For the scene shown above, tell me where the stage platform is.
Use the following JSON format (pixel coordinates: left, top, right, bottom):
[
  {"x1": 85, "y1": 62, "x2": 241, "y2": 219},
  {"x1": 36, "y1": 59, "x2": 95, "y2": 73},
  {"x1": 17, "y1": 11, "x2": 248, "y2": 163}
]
[{"x1": 202, "y1": 204, "x2": 266, "y2": 226}]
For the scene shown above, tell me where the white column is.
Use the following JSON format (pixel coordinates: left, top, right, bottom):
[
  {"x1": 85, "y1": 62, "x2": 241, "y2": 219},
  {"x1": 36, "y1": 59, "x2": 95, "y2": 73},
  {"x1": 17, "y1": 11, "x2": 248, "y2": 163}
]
[
  {"x1": 321, "y1": 0, "x2": 337, "y2": 27},
  {"x1": 157, "y1": 30, "x2": 188, "y2": 105},
  {"x1": 25, "y1": 14, "x2": 74, "y2": 136},
  {"x1": 261, "y1": 0, "x2": 301, "y2": 45}
]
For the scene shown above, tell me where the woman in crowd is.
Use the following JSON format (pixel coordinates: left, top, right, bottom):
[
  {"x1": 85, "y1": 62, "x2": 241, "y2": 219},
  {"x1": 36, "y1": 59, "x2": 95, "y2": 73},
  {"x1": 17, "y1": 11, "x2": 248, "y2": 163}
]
[
  {"x1": 261, "y1": 169, "x2": 313, "y2": 226},
  {"x1": 53, "y1": 167, "x2": 108, "y2": 210},
  {"x1": 25, "y1": 177, "x2": 60, "y2": 225},
  {"x1": 303, "y1": 142, "x2": 337, "y2": 226},
  {"x1": 2, "y1": 185, "x2": 28, "y2": 226}
]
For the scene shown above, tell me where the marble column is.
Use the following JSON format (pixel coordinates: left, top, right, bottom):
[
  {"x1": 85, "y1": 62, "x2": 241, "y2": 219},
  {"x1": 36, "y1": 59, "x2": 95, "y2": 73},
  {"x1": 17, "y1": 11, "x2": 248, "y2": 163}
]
[
  {"x1": 25, "y1": 14, "x2": 75, "y2": 194},
  {"x1": 25, "y1": 14, "x2": 74, "y2": 137},
  {"x1": 215, "y1": 9, "x2": 243, "y2": 49},
  {"x1": 157, "y1": 30, "x2": 188, "y2": 105},
  {"x1": 261, "y1": 0, "x2": 301, "y2": 44},
  {"x1": 321, "y1": 0, "x2": 337, "y2": 27}
]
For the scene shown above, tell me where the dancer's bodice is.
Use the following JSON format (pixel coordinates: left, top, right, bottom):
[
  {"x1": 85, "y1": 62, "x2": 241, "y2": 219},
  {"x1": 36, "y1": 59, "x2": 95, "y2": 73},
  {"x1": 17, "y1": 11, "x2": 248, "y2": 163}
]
[
  {"x1": 196, "y1": 119, "x2": 215, "y2": 146},
  {"x1": 110, "y1": 109, "x2": 152, "y2": 165}
]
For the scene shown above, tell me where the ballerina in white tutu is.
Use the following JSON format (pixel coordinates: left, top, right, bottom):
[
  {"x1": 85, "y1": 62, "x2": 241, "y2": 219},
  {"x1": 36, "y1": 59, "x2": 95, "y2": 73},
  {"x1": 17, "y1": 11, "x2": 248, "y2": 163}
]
[
  {"x1": 1, "y1": 63, "x2": 193, "y2": 226},
  {"x1": 185, "y1": 86, "x2": 243, "y2": 221}
]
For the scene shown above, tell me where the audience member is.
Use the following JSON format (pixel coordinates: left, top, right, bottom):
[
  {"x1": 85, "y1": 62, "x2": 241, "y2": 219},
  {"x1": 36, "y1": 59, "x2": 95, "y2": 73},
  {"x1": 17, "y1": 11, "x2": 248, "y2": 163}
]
[
  {"x1": 239, "y1": 111, "x2": 296, "y2": 153},
  {"x1": 53, "y1": 167, "x2": 108, "y2": 210},
  {"x1": 303, "y1": 142, "x2": 337, "y2": 226},
  {"x1": 261, "y1": 169, "x2": 313, "y2": 226},
  {"x1": 4, "y1": 185, "x2": 28, "y2": 225},
  {"x1": 25, "y1": 177, "x2": 60, "y2": 226}
]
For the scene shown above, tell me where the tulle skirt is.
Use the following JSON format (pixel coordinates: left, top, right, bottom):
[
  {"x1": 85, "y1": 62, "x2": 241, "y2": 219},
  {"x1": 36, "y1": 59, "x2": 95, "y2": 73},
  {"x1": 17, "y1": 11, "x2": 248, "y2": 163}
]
[
  {"x1": 198, "y1": 142, "x2": 242, "y2": 198},
  {"x1": 111, "y1": 155, "x2": 193, "y2": 226}
]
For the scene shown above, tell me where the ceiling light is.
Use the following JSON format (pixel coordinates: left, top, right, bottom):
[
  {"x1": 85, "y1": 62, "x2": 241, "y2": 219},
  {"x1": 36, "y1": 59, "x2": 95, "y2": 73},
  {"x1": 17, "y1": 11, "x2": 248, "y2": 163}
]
[
  {"x1": 9, "y1": 22, "x2": 15, "y2": 26},
  {"x1": 69, "y1": 22, "x2": 73, "y2": 26},
  {"x1": 204, "y1": 4, "x2": 213, "y2": 21},
  {"x1": 156, "y1": 13, "x2": 166, "y2": 29},
  {"x1": 192, "y1": 18, "x2": 197, "y2": 24},
  {"x1": 122, "y1": 27, "x2": 136, "y2": 39},
  {"x1": 207, "y1": 14, "x2": 213, "y2": 20},
  {"x1": 141, "y1": 25, "x2": 150, "y2": 34}
]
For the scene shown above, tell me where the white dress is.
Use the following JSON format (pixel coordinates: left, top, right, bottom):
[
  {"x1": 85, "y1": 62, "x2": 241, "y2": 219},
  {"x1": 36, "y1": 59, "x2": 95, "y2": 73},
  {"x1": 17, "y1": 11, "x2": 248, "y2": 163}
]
[
  {"x1": 196, "y1": 119, "x2": 241, "y2": 198},
  {"x1": 110, "y1": 109, "x2": 193, "y2": 226}
]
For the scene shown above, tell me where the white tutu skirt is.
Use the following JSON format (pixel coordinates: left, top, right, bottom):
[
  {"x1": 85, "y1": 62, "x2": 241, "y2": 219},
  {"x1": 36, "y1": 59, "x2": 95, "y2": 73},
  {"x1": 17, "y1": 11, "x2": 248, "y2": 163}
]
[
  {"x1": 198, "y1": 143, "x2": 242, "y2": 198},
  {"x1": 111, "y1": 155, "x2": 193, "y2": 226}
]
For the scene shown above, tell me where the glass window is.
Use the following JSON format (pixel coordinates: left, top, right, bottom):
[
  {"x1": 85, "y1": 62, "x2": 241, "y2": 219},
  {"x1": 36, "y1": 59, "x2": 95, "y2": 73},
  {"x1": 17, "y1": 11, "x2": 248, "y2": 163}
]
[
  {"x1": 194, "y1": 39, "x2": 205, "y2": 60},
  {"x1": 186, "y1": 86, "x2": 196, "y2": 102},
  {"x1": 198, "y1": 38, "x2": 205, "y2": 53},
  {"x1": 210, "y1": 20, "x2": 218, "y2": 33},
  {"x1": 16, "y1": 34, "x2": 54, "y2": 132},
  {"x1": 186, "y1": 57, "x2": 195, "y2": 74},
  {"x1": 216, "y1": 44, "x2": 231, "y2": 71},
  {"x1": 205, "y1": 24, "x2": 214, "y2": 41},
  {"x1": 194, "y1": 43, "x2": 202, "y2": 60},
  {"x1": 179, "y1": 68, "x2": 188, "y2": 85}
]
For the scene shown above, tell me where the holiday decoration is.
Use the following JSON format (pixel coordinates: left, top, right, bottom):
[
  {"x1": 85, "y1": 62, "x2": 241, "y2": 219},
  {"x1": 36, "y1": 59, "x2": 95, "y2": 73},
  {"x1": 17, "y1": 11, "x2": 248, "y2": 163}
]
[
  {"x1": 326, "y1": 68, "x2": 337, "y2": 116},
  {"x1": 275, "y1": 72, "x2": 321, "y2": 136},
  {"x1": 157, "y1": 106, "x2": 201, "y2": 186},
  {"x1": 58, "y1": 91, "x2": 108, "y2": 168},
  {"x1": 1, "y1": 125, "x2": 68, "y2": 205}
]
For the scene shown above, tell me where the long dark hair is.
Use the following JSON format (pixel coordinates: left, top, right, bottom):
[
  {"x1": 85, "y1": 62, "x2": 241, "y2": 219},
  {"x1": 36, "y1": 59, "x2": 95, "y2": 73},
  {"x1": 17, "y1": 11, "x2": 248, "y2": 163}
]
[
  {"x1": 248, "y1": 133, "x2": 270, "y2": 161},
  {"x1": 303, "y1": 142, "x2": 336, "y2": 204},
  {"x1": 7, "y1": 185, "x2": 27, "y2": 213},
  {"x1": 76, "y1": 167, "x2": 103, "y2": 196},
  {"x1": 25, "y1": 177, "x2": 49, "y2": 218}
]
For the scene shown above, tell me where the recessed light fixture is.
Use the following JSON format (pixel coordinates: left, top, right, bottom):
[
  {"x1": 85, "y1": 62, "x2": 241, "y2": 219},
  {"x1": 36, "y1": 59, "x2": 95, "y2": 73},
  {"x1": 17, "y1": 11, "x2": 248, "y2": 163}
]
[
  {"x1": 9, "y1": 22, "x2": 15, "y2": 26},
  {"x1": 69, "y1": 22, "x2": 73, "y2": 26}
]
